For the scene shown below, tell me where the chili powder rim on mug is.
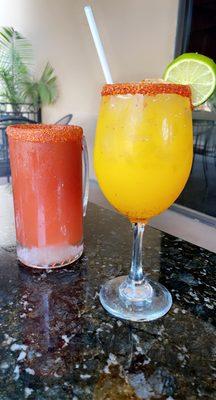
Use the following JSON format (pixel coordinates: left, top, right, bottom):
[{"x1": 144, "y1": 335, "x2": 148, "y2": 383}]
[{"x1": 6, "y1": 124, "x2": 83, "y2": 143}]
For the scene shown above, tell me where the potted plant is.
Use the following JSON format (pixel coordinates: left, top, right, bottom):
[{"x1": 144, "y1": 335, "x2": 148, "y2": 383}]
[
  {"x1": 0, "y1": 27, "x2": 58, "y2": 180},
  {"x1": 0, "y1": 27, "x2": 58, "y2": 121}
]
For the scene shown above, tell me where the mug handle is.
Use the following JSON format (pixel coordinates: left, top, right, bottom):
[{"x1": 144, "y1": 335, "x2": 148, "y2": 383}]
[{"x1": 82, "y1": 135, "x2": 89, "y2": 217}]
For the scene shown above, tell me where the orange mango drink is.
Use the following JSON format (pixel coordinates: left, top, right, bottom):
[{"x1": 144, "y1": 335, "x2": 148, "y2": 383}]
[
  {"x1": 94, "y1": 81, "x2": 193, "y2": 222},
  {"x1": 7, "y1": 124, "x2": 83, "y2": 269}
]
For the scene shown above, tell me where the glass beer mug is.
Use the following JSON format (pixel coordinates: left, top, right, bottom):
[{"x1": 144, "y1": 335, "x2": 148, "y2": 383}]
[{"x1": 7, "y1": 124, "x2": 89, "y2": 269}]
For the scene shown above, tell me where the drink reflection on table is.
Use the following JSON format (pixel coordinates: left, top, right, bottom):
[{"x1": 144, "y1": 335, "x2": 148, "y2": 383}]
[{"x1": 19, "y1": 265, "x2": 87, "y2": 377}]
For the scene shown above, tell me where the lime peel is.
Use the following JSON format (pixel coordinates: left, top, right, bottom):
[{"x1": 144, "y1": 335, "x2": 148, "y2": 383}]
[{"x1": 163, "y1": 53, "x2": 216, "y2": 106}]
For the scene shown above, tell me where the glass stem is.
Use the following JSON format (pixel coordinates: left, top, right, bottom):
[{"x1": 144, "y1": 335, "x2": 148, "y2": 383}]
[{"x1": 129, "y1": 223, "x2": 145, "y2": 283}]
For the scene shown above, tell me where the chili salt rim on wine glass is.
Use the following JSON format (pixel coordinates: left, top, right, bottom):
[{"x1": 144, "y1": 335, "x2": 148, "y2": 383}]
[
  {"x1": 6, "y1": 124, "x2": 83, "y2": 143},
  {"x1": 101, "y1": 81, "x2": 192, "y2": 102}
]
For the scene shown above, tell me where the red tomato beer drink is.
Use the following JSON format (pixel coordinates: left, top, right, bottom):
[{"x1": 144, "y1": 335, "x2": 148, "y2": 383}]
[{"x1": 7, "y1": 124, "x2": 88, "y2": 269}]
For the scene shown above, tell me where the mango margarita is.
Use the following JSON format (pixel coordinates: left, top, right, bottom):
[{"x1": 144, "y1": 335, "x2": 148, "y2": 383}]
[{"x1": 94, "y1": 81, "x2": 193, "y2": 222}]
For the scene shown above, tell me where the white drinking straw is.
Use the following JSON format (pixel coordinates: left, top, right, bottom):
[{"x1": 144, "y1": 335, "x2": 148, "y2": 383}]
[{"x1": 84, "y1": 5, "x2": 113, "y2": 84}]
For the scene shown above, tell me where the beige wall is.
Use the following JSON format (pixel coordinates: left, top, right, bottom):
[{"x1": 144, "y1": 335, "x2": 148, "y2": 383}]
[{"x1": 0, "y1": 0, "x2": 179, "y2": 178}]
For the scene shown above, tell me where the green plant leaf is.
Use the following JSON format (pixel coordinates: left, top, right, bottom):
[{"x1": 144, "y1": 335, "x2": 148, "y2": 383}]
[
  {"x1": 36, "y1": 62, "x2": 58, "y2": 105},
  {"x1": 0, "y1": 27, "x2": 33, "y2": 105},
  {"x1": 0, "y1": 27, "x2": 58, "y2": 107},
  {"x1": 21, "y1": 78, "x2": 39, "y2": 105},
  {"x1": 0, "y1": 27, "x2": 33, "y2": 72}
]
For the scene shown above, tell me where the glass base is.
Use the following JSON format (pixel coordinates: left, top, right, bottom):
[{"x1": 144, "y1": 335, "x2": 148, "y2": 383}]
[
  {"x1": 99, "y1": 275, "x2": 172, "y2": 322},
  {"x1": 17, "y1": 242, "x2": 83, "y2": 270}
]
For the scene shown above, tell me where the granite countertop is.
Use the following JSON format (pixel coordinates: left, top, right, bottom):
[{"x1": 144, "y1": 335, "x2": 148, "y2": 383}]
[{"x1": 0, "y1": 200, "x2": 215, "y2": 400}]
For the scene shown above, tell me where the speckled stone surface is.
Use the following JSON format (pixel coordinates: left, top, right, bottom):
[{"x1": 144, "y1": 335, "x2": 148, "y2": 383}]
[{"x1": 0, "y1": 202, "x2": 215, "y2": 400}]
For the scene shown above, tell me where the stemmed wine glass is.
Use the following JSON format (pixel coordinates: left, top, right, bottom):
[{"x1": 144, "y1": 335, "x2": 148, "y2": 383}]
[{"x1": 94, "y1": 81, "x2": 193, "y2": 321}]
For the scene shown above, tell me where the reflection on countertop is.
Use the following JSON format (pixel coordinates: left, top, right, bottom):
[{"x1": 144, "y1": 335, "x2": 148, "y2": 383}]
[{"x1": 0, "y1": 202, "x2": 215, "y2": 399}]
